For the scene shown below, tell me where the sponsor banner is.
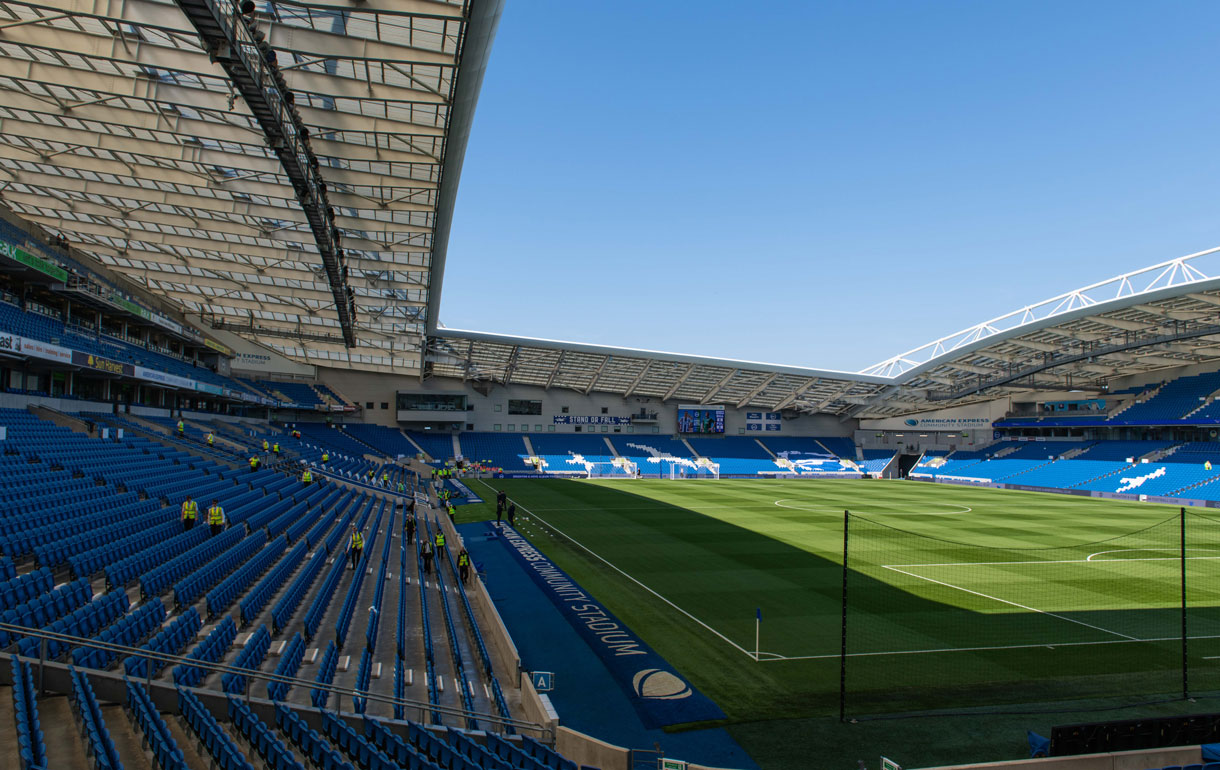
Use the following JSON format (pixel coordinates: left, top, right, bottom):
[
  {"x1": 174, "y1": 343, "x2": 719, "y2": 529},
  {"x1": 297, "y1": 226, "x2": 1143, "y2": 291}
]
[
  {"x1": 194, "y1": 382, "x2": 225, "y2": 396},
  {"x1": 14, "y1": 335, "x2": 72, "y2": 364},
  {"x1": 553, "y1": 415, "x2": 632, "y2": 425},
  {"x1": 499, "y1": 527, "x2": 726, "y2": 728},
  {"x1": 493, "y1": 472, "x2": 552, "y2": 479},
  {"x1": 0, "y1": 239, "x2": 69, "y2": 282},
  {"x1": 71, "y1": 350, "x2": 132, "y2": 376},
  {"x1": 203, "y1": 337, "x2": 233, "y2": 356},
  {"x1": 133, "y1": 366, "x2": 196, "y2": 390}
]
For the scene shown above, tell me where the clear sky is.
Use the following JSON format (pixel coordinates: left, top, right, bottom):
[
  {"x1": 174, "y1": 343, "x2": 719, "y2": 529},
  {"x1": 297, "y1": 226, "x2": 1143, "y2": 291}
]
[{"x1": 440, "y1": 1, "x2": 1220, "y2": 373}]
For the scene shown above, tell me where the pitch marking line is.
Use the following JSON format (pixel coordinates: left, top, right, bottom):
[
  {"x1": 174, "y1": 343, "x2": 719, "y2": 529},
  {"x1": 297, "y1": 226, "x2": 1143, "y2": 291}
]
[
  {"x1": 473, "y1": 479, "x2": 761, "y2": 661},
  {"x1": 482, "y1": 480, "x2": 1207, "y2": 660},
  {"x1": 760, "y1": 634, "x2": 1220, "y2": 662},
  {"x1": 774, "y1": 500, "x2": 973, "y2": 516},
  {"x1": 881, "y1": 564, "x2": 1138, "y2": 641}
]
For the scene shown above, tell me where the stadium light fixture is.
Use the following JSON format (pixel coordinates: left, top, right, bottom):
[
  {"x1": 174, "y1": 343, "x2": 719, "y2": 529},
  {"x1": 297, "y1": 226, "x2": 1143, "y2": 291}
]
[{"x1": 173, "y1": 0, "x2": 357, "y2": 347}]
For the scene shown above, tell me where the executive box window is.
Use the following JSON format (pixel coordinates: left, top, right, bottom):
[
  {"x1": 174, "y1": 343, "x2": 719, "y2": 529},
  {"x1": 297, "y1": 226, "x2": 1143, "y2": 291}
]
[
  {"x1": 396, "y1": 393, "x2": 468, "y2": 412},
  {"x1": 508, "y1": 399, "x2": 542, "y2": 415}
]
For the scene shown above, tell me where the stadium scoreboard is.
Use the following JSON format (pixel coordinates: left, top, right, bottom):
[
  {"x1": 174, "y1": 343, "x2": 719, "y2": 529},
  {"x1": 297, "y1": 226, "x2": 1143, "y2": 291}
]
[{"x1": 677, "y1": 405, "x2": 725, "y2": 434}]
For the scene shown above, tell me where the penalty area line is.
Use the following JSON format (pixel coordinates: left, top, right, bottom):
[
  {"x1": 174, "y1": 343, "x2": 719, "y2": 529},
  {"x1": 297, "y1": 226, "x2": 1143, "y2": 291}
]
[
  {"x1": 475, "y1": 478, "x2": 761, "y2": 660},
  {"x1": 882, "y1": 564, "x2": 1139, "y2": 641},
  {"x1": 759, "y1": 633, "x2": 1220, "y2": 662}
]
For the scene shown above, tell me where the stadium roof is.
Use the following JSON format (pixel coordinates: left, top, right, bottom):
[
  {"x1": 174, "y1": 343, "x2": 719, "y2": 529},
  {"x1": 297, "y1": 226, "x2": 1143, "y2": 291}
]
[
  {"x1": 430, "y1": 248, "x2": 1220, "y2": 419},
  {"x1": 0, "y1": 0, "x2": 501, "y2": 372},
  {"x1": 5, "y1": 1, "x2": 1220, "y2": 419}
]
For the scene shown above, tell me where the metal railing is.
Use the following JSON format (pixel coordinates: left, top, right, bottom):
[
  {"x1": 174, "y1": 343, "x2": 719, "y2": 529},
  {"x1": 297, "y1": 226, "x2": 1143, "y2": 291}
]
[{"x1": 0, "y1": 619, "x2": 547, "y2": 738}]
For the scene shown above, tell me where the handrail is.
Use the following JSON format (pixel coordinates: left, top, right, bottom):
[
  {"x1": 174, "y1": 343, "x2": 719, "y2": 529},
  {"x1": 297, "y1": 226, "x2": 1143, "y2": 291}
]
[{"x1": 0, "y1": 619, "x2": 544, "y2": 736}]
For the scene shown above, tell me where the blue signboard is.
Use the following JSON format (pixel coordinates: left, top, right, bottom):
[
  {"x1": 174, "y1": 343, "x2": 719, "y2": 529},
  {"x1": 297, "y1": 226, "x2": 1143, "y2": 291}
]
[
  {"x1": 766, "y1": 412, "x2": 782, "y2": 421},
  {"x1": 530, "y1": 671, "x2": 554, "y2": 692}
]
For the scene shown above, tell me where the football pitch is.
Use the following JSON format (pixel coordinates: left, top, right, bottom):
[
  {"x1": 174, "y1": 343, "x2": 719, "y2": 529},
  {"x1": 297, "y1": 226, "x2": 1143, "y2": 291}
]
[{"x1": 465, "y1": 477, "x2": 1220, "y2": 728}]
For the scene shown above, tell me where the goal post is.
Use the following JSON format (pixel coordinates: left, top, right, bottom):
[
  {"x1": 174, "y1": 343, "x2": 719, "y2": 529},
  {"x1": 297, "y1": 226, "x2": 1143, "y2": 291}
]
[{"x1": 586, "y1": 460, "x2": 636, "y2": 478}]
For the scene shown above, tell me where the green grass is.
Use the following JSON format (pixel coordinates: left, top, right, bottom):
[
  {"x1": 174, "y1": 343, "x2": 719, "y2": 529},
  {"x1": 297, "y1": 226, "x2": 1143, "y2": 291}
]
[{"x1": 456, "y1": 477, "x2": 1220, "y2": 769}]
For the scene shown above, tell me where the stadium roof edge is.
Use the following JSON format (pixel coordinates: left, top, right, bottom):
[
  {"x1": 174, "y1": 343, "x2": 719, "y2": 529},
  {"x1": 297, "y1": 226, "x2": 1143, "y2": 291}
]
[
  {"x1": 425, "y1": 0, "x2": 505, "y2": 337},
  {"x1": 433, "y1": 327, "x2": 893, "y2": 385},
  {"x1": 863, "y1": 246, "x2": 1220, "y2": 379}
]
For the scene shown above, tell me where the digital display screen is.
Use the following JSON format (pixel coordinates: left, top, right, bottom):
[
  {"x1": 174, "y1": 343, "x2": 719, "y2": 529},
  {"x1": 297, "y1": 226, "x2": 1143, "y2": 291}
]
[{"x1": 677, "y1": 405, "x2": 725, "y2": 434}]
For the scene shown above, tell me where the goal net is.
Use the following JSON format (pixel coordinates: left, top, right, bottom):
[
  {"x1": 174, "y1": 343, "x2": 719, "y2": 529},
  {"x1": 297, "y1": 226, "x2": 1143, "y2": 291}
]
[{"x1": 586, "y1": 460, "x2": 636, "y2": 479}]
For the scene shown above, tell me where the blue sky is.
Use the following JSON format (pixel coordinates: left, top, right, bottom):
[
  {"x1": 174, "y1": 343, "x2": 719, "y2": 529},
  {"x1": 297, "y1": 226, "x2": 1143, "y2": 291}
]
[{"x1": 441, "y1": 1, "x2": 1220, "y2": 372}]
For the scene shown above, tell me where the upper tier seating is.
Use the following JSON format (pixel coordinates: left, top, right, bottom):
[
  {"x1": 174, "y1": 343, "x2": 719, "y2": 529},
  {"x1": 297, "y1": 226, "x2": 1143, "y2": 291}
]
[
  {"x1": 260, "y1": 381, "x2": 326, "y2": 408},
  {"x1": 1114, "y1": 371, "x2": 1220, "y2": 424},
  {"x1": 341, "y1": 425, "x2": 417, "y2": 457}
]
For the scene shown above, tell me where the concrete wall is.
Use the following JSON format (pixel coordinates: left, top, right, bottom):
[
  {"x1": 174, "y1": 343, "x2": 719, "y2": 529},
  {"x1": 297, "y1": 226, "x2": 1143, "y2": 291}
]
[{"x1": 317, "y1": 369, "x2": 855, "y2": 437}]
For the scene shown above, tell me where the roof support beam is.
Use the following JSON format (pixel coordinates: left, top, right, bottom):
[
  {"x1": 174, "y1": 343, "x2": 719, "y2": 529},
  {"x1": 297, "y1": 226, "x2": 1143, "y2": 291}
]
[
  {"x1": 624, "y1": 361, "x2": 653, "y2": 398},
  {"x1": 736, "y1": 373, "x2": 779, "y2": 409},
  {"x1": 700, "y1": 369, "x2": 738, "y2": 404},
  {"x1": 584, "y1": 356, "x2": 611, "y2": 395},
  {"x1": 545, "y1": 350, "x2": 566, "y2": 390},
  {"x1": 772, "y1": 378, "x2": 818, "y2": 411},
  {"x1": 662, "y1": 364, "x2": 697, "y2": 401}
]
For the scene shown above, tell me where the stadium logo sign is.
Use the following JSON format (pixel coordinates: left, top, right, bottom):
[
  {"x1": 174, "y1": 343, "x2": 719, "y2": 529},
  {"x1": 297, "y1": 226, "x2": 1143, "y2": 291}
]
[
  {"x1": 499, "y1": 527, "x2": 725, "y2": 727},
  {"x1": 904, "y1": 419, "x2": 918, "y2": 426},
  {"x1": 633, "y1": 669, "x2": 692, "y2": 700}
]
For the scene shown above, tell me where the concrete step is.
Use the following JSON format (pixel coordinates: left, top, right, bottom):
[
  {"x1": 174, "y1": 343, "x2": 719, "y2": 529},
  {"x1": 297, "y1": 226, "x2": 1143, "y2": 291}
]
[
  {"x1": 0, "y1": 685, "x2": 21, "y2": 770},
  {"x1": 39, "y1": 695, "x2": 93, "y2": 770},
  {"x1": 164, "y1": 712, "x2": 215, "y2": 769},
  {"x1": 101, "y1": 703, "x2": 156, "y2": 770}
]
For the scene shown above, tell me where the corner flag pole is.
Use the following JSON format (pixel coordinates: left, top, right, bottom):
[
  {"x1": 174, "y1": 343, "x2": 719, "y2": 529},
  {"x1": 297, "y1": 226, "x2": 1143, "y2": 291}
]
[{"x1": 755, "y1": 608, "x2": 761, "y2": 662}]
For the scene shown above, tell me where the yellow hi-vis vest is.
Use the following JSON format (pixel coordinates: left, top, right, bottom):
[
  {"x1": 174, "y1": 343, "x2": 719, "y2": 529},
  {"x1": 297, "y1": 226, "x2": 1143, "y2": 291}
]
[
  {"x1": 181, "y1": 500, "x2": 198, "y2": 521},
  {"x1": 321, "y1": 454, "x2": 329, "y2": 463},
  {"x1": 207, "y1": 506, "x2": 225, "y2": 525},
  {"x1": 458, "y1": 553, "x2": 469, "y2": 567},
  {"x1": 302, "y1": 470, "x2": 313, "y2": 483},
  {"x1": 435, "y1": 532, "x2": 445, "y2": 548},
  {"x1": 273, "y1": 443, "x2": 280, "y2": 453},
  {"x1": 350, "y1": 532, "x2": 364, "y2": 550},
  {"x1": 263, "y1": 441, "x2": 269, "y2": 450},
  {"x1": 206, "y1": 434, "x2": 214, "y2": 445},
  {"x1": 250, "y1": 457, "x2": 258, "y2": 468},
  {"x1": 177, "y1": 421, "x2": 184, "y2": 432}
]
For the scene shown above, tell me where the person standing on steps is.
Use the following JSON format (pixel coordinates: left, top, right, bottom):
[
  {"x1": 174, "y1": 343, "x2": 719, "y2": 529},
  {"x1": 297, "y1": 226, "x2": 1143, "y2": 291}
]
[
  {"x1": 421, "y1": 539, "x2": 434, "y2": 574},
  {"x1": 348, "y1": 524, "x2": 364, "y2": 570},
  {"x1": 207, "y1": 500, "x2": 225, "y2": 536},
  {"x1": 458, "y1": 547, "x2": 471, "y2": 584},
  {"x1": 405, "y1": 512, "x2": 416, "y2": 546},
  {"x1": 180, "y1": 495, "x2": 198, "y2": 532}
]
